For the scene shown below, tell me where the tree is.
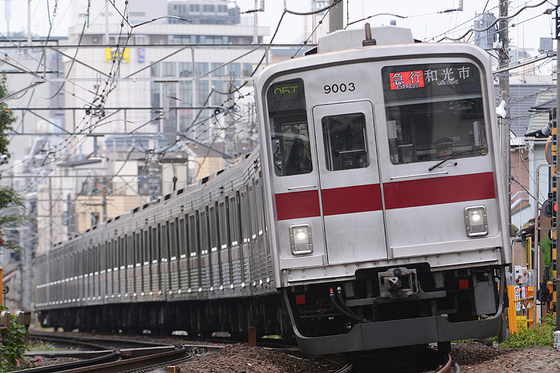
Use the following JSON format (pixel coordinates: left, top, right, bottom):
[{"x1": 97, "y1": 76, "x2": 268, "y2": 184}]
[
  {"x1": 0, "y1": 306, "x2": 31, "y2": 371},
  {"x1": 0, "y1": 74, "x2": 14, "y2": 157},
  {"x1": 0, "y1": 75, "x2": 31, "y2": 371},
  {"x1": 0, "y1": 74, "x2": 26, "y2": 252}
]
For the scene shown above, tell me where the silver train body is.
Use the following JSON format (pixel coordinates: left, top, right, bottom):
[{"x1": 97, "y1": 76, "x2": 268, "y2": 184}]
[{"x1": 36, "y1": 26, "x2": 510, "y2": 355}]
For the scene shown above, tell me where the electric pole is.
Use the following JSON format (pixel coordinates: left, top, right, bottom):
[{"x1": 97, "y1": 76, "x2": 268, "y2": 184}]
[
  {"x1": 498, "y1": 0, "x2": 512, "y2": 337},
  {"x1": 498, "y1": 0, "x2": 510, "y2": 191},
  {"x1": 555, "y1": 0, "x2": 560, "y2": 331},
  {"x1": 329, "y1": 0, "x2": 343, "y2": 32}
]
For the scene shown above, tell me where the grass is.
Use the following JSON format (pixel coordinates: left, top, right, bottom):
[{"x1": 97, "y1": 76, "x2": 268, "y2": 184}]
[
  {"x1": 499, "y1": 313, "x2": 556, "y2": 348},
  {"x1": 26, "y1": 340, "x2": 58, "y2": 352}
]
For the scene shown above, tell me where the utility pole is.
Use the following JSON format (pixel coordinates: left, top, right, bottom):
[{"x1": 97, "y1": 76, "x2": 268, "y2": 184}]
[
  {"x1": 498, "y1": 0, "x2": 511, "y2": 338},
  {"x1": 102, "y1": 176, "x2": 107, "y2": 222},
  {"x1": 329, "y1": 0, "x2": 343, "y2": 32},
  {"x1": 225, "y1": 77, "x2": 236, "y2": 160},
  {"x1": 105, "y1": 0, "x2": 110, "y2": 45},
  {"x1": 253, "y1": 0, "x2": 260, "y2": 44},
  {"x1": 24, "y1": 227, "x2": 31, "y2": 310},
  {"x1": 5, "y1": 0, "x2": 10, "y2": 38},
  {"x1": 498, "y1": 0, "x2": 510, "y2": 192},
  {"x1": 555, "y1": 0, "x2": 560, "y2": 331},
  {"x1": 27, "y1": 0, "x2": 31, "y2": 46}
]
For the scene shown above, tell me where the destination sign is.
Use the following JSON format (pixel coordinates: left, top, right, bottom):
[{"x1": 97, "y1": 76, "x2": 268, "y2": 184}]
[
  {"x1": 389, "y1": 65, "x2": 475, "y2": 91},
  {"x1": 273, "y1": 84, "x2": 300, "y2": 102}
]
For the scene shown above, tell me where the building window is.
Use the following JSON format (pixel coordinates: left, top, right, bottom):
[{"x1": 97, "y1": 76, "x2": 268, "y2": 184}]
[
  {"x1": 179, "y1": 62, "x2": 192, "y2": 77},
  {"x1": 163, "y1": 62, "x2": 177, "y2": 77}
]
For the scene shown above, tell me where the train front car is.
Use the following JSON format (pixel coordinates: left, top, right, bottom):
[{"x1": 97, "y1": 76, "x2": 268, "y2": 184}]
[{"x1": 255, "y1": 26, "x2": 510, "y2": 355}]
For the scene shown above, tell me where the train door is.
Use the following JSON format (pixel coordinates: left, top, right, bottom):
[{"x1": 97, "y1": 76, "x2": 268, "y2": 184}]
[
  {"x1": 218, "y1": 199, "x2": 232, "y2": 289},
  {"x1": 312, "y1": 101, "x2": 387, "y2": 264},
  {"x1": 177, "y1": 215, "x2": 190, "y2": 294},
  {"x1": 169, "y1": 219, "x2": 179, "y2": 293},
  {"x1": 151, "y1": 225, "x2": 161, "y2": 297},
  {"x1": 189, "y1": 212, "x2": 201, "y2": 292}
]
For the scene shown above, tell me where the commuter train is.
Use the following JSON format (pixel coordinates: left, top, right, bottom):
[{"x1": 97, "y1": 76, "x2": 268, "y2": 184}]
[{"x1": 35, "y1": 25, "x2": 510, "y2": 355}]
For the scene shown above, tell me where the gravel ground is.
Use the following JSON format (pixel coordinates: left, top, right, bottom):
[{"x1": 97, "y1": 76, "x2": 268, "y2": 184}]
[
  {"x1": 449, "y1": 342, "x2": 560, "y2": 373},
  {"x1": 27, "y1": 331, "x2": 560, "y2": 372},
  {"x1": 173, "y1": 343, "x2": 340, "y2": 373},
  {"x1": 172, "y1": 342, "x2": 560, "y2": 373},
  {"x1": 27, "y1": 332, "x2": 340, "y2": 372}
]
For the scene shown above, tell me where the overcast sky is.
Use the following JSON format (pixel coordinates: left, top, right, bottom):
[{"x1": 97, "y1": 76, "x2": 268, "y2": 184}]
[
  {"x1": 236, "y1": 0, "x2": 554, "y2": 53},
  {"x1": 0, "y1": 0, "x2": 554, "y2": 54}
]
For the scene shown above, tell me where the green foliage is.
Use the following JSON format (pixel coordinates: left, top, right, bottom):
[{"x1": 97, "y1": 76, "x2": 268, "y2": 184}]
[
  {"x1": 0, "y1": 74, "x2": 27, "y2": 253},
  {"x1": 540, "y1": 236, "x2": 553, "y2": 279},
  {"x1": 27, "y1": 340, "x2": 57, "y2": 352},
  {"x1": 0, "y1": 186, "x2": 27, "y2": 252},
  {"x1": 0, "y1": 74, "x2": 14, "y2": 156},
  {"x1": 499, "y1": 313, "x2": 555, "y2": 348},
  {"x1": 0, "y1": 306, "x2": 32, "y2": 371},
  {"x1": 510, "y1": 223, "x2": 519, "y2": 237}
]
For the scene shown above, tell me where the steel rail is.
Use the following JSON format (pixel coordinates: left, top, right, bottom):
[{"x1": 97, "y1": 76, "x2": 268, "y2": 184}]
[
  {"x1": 17, "y1": 351, "x2": 119, "y2": 373},
  {"x1": 435, "y1": 353, "x2": 458, "y2": 373},
  {"x1": 21, "y1": 334, "x2": 188, "y2": 373},
  {"x1": 59, "y1": 345, "x2": 188, "y2": 373}
]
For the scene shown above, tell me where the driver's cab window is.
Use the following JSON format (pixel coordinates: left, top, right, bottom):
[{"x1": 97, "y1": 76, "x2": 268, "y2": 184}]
[
  {"x1": 266, "y1": 79, "x2": 312, "y2": 176},
  {"x1": 382, "y1": 63, "x2": 488, "y2": 165},
  {"x1": 275, "y1": 120, "x2": 312, "y2": 176}
]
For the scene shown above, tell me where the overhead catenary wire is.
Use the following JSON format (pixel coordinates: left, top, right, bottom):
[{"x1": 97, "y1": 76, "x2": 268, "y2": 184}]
[
  {"x1": 436, "y1": 0, "x2": 550, "y2": 42},
  {"x1": 1, "y1": 0, "x2": 554, "y2": 220}
]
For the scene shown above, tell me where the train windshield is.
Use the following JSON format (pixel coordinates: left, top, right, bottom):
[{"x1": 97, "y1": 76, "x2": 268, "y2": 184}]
[
  {"x1": 266, "y1": 79, "x2": 312, "y2": 176},
  {"x1": 382, "y1": 63, "x2": 488, "y2": 165}
]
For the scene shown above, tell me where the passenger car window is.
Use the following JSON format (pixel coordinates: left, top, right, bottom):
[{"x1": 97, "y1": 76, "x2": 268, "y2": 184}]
[{"x1": 322, "y1": 113, "x2": 369, "y2": 171}]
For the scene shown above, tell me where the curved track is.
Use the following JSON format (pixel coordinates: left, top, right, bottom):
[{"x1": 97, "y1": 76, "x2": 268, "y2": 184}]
[
  {"x1": 344, "y1": 346, "x2": 461, "y2": 373},
  {"x1": 21, "y1": 334, "x2": 189, "y2": 373},
  {"x1": 436, "y1": 353, "x2": 461, "y2": 373}
]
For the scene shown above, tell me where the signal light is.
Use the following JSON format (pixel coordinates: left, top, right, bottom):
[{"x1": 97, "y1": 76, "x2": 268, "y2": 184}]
[{"x1": 542, "y1": 198, "x2": 556, "y2": 218}]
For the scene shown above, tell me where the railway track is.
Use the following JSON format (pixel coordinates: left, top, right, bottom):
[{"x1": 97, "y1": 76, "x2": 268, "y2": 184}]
[
  {"x1": 21, "y1": 334, "x2": 190, "y2": 373},
  {"x1": 24, "y1": 332, "x2": 460, "y2": 372},
  {"x1": 344, "y1": 346, "x2": 461, "y2": 373}
]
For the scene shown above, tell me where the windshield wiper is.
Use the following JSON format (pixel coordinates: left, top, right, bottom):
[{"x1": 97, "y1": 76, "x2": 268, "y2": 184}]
[{"x1": 428, "y1": 147, "x2": 485, "y2": 172}]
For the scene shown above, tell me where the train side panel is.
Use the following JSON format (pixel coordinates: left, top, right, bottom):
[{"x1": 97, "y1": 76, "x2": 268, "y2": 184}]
[{"x1": 35, "y1": 150, "x2": 279, "y2": 336}]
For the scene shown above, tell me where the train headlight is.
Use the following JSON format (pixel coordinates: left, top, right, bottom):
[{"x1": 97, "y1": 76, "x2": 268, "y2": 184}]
[
  {"x1": 464, "y1": 206, "x2": 488, "y2": 237},
  {"x1": 290, "y1": 224, "x2": 313, "y2": 255}
]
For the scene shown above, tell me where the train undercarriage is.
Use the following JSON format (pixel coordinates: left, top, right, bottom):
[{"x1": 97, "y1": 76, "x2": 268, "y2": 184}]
[
  {"x1": 38, "y1": 295, "x2": 288, "y2": 341},
  {"x1": 283, "y1": 264, "x2": 506, "y2": 355}
]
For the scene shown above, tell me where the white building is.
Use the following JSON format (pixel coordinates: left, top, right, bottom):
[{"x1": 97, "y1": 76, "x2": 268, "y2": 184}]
[{"x1": 30, "y1": 0, "x2": 269, "y2": 254}]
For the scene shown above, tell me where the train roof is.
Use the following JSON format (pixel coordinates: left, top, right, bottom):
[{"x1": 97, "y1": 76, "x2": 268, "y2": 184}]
[
  {"x1": 316, "y1": 25, "x2": 415, "y2": 53},
  {"x1": 48, "y1": 148, "x2": 260, "y2": 251}
]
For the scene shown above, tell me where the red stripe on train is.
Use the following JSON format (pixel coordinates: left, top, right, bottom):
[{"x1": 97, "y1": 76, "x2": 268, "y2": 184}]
[
  {"x1": 383, "y1": 172, "x2": 496, "y2": 209},
  {"x1": 275, "y1": 190, "x2": 321, "y2": 221},
  {"x1": 322, "y1": 184, "x2": 382, "y2": 216},
  {"x1": 275, "y1": 172, "x2": 496, "y2": 221}
]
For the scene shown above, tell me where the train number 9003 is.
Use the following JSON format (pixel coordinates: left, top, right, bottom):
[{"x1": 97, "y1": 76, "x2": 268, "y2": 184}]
[{"x1": 324, "y1": 82, "x2": 355, "y2": 94}]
